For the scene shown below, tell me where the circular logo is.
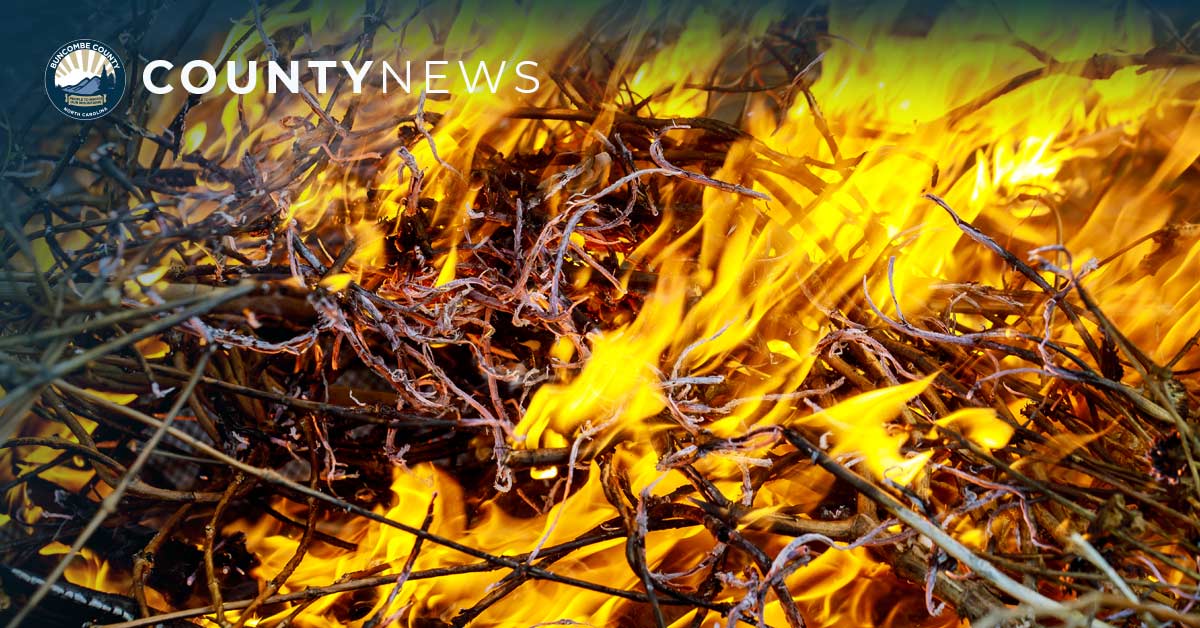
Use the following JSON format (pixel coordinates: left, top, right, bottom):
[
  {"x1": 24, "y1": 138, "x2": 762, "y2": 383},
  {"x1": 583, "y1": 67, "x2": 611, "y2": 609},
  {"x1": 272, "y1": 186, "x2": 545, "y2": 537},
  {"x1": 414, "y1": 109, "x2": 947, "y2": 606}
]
[{"x1": 44, "y1": 39, "x2": 127, "y2": 121}]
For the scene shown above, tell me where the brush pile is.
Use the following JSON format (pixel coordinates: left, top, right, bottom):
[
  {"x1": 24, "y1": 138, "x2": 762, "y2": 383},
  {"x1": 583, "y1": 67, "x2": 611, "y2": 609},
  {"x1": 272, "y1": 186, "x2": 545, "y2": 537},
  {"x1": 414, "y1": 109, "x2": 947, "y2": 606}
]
[{"x1": 4, "y1": 3, "x2": 1200, "y2": 627}]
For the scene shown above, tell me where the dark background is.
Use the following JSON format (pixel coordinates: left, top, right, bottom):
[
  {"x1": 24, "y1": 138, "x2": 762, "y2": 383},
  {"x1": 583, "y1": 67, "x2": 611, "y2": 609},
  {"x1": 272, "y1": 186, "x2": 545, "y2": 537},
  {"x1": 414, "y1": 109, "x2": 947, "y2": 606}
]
[
  {"x1": 2, "y1": 0, "x2": 1200, "y2": 153},
  {"x1": 1, "y1": 0, "x2": 247, "y2": 129}
]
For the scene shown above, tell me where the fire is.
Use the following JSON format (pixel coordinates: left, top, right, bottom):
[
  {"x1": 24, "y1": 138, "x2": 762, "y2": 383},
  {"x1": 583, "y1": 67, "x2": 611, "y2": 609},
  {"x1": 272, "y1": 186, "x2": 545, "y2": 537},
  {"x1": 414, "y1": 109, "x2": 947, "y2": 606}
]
[{"x1": 4, "y1": 1, "x2": 1200, "y2": 627}]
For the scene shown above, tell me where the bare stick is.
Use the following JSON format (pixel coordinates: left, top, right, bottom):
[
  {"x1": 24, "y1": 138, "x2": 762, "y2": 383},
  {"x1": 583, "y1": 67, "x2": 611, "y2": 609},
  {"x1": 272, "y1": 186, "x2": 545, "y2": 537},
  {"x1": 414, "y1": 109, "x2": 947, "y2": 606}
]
[
  {"x1": 4, "y1": 349, "x2": 213, "y2": 628},
  {"x1": 776, "y1": 427, "x2": 1116, "y2": 627},
  {"x1": 52, "y1": 381, "x2": 702, "y2": 610}
]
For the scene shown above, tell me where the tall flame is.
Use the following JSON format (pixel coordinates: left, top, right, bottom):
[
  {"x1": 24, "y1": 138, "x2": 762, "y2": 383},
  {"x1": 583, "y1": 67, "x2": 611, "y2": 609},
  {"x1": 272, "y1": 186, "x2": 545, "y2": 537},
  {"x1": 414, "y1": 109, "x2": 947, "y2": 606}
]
[{"x1": 4, "y1": 1, "x2": 1200, "y2": 627}]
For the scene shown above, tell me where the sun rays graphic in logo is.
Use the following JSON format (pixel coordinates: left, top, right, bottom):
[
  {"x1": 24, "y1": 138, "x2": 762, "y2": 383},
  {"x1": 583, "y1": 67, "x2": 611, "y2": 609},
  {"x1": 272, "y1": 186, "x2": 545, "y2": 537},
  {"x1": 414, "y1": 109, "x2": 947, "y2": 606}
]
[{"x1": 45, "y1": 39, "x2": 126, "y2": 120}]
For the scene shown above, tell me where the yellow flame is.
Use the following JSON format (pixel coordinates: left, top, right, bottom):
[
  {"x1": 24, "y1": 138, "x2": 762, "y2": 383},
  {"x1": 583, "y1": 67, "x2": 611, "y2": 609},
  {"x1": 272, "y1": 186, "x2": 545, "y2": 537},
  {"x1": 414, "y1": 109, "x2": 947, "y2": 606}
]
[
  {"x1": 933, "y1": 408, "x2": 1014, "y2": 452},
  {"x1": 13, "y1": 1, "x2": 1198, "y2": 626}
]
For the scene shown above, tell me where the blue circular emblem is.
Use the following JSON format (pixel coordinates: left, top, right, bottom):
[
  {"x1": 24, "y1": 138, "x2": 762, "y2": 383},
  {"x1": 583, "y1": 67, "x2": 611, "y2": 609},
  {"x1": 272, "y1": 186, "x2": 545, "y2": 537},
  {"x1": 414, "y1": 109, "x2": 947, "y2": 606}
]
[{"x1": 45, "y1": 39, "x2": 127, "y2": 121}]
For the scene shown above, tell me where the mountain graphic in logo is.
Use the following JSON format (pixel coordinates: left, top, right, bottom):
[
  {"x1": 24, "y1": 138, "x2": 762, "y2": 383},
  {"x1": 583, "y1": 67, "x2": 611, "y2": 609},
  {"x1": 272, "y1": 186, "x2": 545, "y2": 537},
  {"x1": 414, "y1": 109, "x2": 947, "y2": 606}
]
[
  {"x1": 45, "y1": 39, "x2": 126, "y2": 121},
  {"x1": 60, "y1": 75, "x2": 104, "y2": 95}
]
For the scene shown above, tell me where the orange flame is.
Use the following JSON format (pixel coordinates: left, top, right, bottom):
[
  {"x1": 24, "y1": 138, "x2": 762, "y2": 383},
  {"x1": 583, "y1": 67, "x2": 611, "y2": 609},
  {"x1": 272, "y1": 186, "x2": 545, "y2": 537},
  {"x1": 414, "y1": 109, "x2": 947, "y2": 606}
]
[{"x1": 4, "y1": 1, "x2": 1200, "y2": 627}]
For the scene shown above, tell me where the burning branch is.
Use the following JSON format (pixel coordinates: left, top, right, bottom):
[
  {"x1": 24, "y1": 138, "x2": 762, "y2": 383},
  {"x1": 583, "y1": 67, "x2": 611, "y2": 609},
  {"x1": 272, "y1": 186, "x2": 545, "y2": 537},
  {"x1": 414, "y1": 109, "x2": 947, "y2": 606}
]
[{"x1": 4, "y1": 2, "x2": 1200, "y2": 628}]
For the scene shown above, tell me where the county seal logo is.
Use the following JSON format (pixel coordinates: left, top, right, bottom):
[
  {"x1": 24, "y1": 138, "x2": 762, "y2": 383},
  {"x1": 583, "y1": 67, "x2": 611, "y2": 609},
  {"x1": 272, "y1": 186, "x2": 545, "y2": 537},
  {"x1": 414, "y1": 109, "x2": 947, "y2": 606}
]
[{"x1": 45, "y1": 39, "x2": 127, "y2": 121}]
